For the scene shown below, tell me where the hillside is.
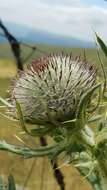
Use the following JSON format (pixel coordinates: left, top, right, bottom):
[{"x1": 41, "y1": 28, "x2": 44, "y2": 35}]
[
  {"x1": 0, "y1": 22, "x2": 95, "y2": 48},
  {"x1": 0, "y1": 43, "x2": 100, "y2": 61}
]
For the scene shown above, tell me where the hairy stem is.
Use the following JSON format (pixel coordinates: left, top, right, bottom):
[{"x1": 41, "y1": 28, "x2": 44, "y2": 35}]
[{"x1": 0, "y1": 140, "x2": 66, "y2": 158}]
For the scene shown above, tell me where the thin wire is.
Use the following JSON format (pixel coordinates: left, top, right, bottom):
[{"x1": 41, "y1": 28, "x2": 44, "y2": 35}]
[
  {"x1": 20, "y1": 42, "x2": 48, "y2": 55},
  {"x1": 0, "y1": 32, "x2": 48, "y2": 56}
]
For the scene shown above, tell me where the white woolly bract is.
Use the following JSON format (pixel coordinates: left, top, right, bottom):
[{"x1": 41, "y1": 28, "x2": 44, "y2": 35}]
[{"x1": 10, "y1": 54, "x2": 96, "y2": 124}]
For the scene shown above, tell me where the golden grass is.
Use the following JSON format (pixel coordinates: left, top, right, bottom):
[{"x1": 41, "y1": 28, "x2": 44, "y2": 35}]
[
  {"x1": 0, "y1": 59, "x2": 16, "y2": 78},
  {"x1": 0, "y1": 108, "x2": 92, "y2": 190}
]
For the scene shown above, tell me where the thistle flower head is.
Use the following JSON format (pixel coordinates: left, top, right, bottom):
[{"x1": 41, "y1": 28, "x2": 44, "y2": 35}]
[{"x1": 10, "y1": 53, "x2": 96, "y2": 126}]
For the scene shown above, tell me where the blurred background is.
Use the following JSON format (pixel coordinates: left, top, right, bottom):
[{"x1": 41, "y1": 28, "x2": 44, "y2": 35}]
[{"x1": 0, "y1": 0, "x2": 107, "y2": 189}]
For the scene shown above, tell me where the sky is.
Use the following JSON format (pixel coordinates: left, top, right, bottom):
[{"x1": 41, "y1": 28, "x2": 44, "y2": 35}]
[{"x1": 0, "y1": 0, "x2": 107, "y2": 42}]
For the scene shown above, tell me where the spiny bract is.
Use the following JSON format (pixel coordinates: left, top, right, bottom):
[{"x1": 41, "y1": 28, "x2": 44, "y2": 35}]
[{"x1": 10, "y1": 53, "x2": 96, "y2": 125}]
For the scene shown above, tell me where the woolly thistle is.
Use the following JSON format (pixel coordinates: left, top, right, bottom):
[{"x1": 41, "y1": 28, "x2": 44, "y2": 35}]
[
  {"x1": 1, "y1": 34, "x2": 107, "y2": 190},
  {"x1": 9, "y1": 53, "x2": 96, "y2": 128}
]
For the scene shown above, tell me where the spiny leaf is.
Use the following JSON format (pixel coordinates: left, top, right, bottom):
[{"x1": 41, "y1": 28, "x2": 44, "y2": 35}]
[
  {"x1": 16, "y1": 101, "x2": 51, "y2": 137},
  {"x1": 0, "y1": 97, "x2": 13, "y2": 108},
  {"x1": 0, "y1": 112, "x2": 17, "y2": 122},
  {"x1": 96, "y1": 48, "x2": 107, "y2": 94},
  {"x1": 88, "y1": 115, "x2": 102, "y2": 123},
  {"x1": 62, "y1": 119, "x2": 77, "y2": 124},
  {"x1": 76, "y1": 83, "x2": 101, "y2": 128},
  {"x1": 95, "y1": 33, "x2": 107, "y2": 58},
  {"x1": 16, "y1": 101, "x2": 31, "y2": 135}
]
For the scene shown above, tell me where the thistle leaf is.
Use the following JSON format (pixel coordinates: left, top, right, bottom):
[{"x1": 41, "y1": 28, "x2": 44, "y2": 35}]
[
  {"x1": 95, "y1": 33, "x2": 107, "y2": 58},
  {"x1": 76, "y1": 83, "x2": 101, "y2": 128},
  {"x1": 16, "y1": 101, "x2": 32, "y2": 136},
  {"x1": 88, "y1": 115, "x2": 102, "y2": 123}
]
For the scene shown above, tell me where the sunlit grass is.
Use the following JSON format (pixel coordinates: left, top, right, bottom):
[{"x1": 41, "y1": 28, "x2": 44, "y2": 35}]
[{"x1": 0, "y1": 59, "x2": 16, "y2": 78}]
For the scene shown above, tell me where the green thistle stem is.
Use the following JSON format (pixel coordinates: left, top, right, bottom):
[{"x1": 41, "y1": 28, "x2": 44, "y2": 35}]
[{"x1": 0, "y1": 140, "x2": 67, "y2": 158}]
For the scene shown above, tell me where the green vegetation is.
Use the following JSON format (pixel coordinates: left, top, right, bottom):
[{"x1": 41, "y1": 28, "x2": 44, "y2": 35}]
[{"x1": 0, "y1": 42, "x2": 106, "y2": 64}]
